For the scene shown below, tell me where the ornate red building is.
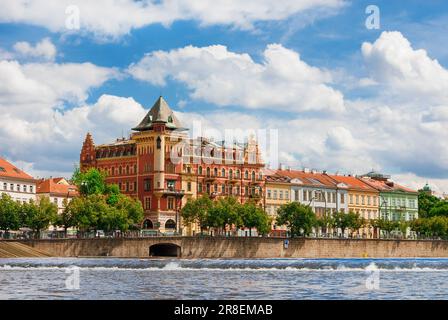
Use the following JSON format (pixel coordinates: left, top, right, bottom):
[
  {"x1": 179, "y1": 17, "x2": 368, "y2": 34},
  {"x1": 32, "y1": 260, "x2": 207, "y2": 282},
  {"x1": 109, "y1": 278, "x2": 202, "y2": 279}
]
[{"x1": 80, "y1": 96, "x2": 264, "y2": 234}]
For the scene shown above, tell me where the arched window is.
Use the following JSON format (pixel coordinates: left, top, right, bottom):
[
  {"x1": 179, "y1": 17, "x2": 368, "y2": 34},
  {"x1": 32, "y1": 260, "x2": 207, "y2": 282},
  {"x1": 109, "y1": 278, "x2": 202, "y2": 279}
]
[
  {"x1": 143, "y1": 219, "x2": 153, "y2": 229},
  {"x1": 134, "y1": 164, "x2": 137, "y2": 174},
  {"x1": 214, "y1": 168, "x2": 218, "y2": 176},
  {"x1": 221, "y1": 168, "x2": 225, "y2": 177},
  {"x1": 229, "y1": 169, "x2": 233, "y2": 179},
  {"x1": 198, "y1": 166, "x2": 203, "y2": 175},
  {"x1": 165, "y1": 219, "x2": 176, "y2": 229},
  {"x1": 245, "y1": 170, "x2": 249, "y2": 179},
  {"x1": 119, "y1": 166, "x2": 122, "y2": 175},
  {"x1": 156, "y1": 136, "x2": 161, "y2": 149},
  {"x1": 111, "y1": 167, "x2": 115, "y2": 176},
  {"x1": 252, "y1": 171, "x2": 256, "y2": 181},
  {"x1": 236, "y1": 170, "x2": 240, "y2": 178},
  {"x1": 126, "y1": 165, "x2": 130, "y2": 175},
  {"x1": 206, "y1": 167, "x2": 211, "y2": 177}
]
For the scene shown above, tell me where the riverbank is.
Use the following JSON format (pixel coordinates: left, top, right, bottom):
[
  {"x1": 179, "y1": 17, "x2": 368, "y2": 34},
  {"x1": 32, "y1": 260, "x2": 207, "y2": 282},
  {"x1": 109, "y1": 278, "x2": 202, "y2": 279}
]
[{"x1": 7, "y1": 237, "x2": 448, "y2": 259}]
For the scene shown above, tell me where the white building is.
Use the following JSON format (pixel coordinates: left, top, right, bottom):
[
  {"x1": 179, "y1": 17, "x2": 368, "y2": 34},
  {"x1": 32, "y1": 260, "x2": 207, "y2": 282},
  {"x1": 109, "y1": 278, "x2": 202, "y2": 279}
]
[
  {"x1": 0, "y1": 158, "x2": 36, "y2": 204},
  {"x1": 36, "y1": 177, "x2": 78, "y2": 214},
  {"x1": 280, "y1": 170, "x2": 349, "y2": 215}
]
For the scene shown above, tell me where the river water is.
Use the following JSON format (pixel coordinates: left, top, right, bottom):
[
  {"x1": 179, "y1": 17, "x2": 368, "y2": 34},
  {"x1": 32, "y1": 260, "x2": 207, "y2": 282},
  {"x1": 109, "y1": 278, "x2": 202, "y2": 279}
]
[{"x1": 1, "y1": 257, "x2": 448, "y2": 299}]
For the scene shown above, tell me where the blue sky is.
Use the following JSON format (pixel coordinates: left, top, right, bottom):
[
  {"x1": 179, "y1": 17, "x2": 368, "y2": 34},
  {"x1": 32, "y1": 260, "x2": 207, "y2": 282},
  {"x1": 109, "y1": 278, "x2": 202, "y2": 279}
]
[{"x1": 0, "y1": 0, "x2": 447, "y2": 193}]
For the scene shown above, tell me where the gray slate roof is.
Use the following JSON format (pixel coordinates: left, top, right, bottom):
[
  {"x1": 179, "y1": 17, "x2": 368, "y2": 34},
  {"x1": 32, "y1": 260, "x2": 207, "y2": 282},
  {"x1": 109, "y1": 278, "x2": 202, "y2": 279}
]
[{"x1": 132, "y1": 96, "x2": 184, "y2": 131}]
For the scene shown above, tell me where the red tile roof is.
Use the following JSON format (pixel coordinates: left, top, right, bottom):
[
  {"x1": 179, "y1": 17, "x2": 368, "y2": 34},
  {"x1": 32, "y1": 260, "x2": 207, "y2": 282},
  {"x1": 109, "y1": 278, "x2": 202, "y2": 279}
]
[
  {"x1": 0, "y1": 158, "x2": 35, "y2": 181},
  {"x1": 37, "y1": 178, "x2": 78, "y2": 197},
  {"x1": 327, "y1": 174, "x2": 378, "y2": 192},
  {"x1": 274, "y1": 170, "x2": 337, "y2": 188},
  {"x1": 360, "y1": 177, "x2": 417, "y2": 193}
]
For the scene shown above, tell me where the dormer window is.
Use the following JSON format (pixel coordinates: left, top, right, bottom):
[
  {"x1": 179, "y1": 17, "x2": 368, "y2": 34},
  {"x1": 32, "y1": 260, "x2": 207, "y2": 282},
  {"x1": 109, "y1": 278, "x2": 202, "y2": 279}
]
[{"x1": 168, "y1": 115, "x2": 173, "y2": 123}]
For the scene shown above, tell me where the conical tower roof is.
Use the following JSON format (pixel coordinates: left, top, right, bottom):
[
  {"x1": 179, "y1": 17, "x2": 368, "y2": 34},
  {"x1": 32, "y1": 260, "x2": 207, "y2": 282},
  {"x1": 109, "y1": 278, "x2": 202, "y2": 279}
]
[{"x1": 132, "y1": 96, "x2": 184, "y2": 131}]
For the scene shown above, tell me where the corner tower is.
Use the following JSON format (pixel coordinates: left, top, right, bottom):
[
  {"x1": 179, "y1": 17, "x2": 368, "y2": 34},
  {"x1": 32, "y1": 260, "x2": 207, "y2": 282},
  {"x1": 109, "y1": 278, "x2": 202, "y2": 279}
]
[{"x1": 132, "y1": 96, "x2": 188, "y2": 233}]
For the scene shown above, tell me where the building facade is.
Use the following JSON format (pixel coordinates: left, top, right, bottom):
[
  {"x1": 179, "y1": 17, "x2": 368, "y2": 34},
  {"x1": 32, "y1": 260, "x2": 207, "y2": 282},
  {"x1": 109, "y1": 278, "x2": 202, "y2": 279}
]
[
  {"x1": 0, "y1": 158, "x2": 36, "y2": 204},
  {"x1": 80, "y1": 96, "x2": 265, "y2": 234},
  {"x1": 263, "y1": 170, "x2": 291, "y2": 236},
  {"x1": 360, "y1": 172, "x2": 418, "y2": 222},
  {"x1": 36, "y1": 177, "x2": 78, "y2": 214},
  {"x1": 280, "y1": 170, "x2": 349, "y2": 216}
]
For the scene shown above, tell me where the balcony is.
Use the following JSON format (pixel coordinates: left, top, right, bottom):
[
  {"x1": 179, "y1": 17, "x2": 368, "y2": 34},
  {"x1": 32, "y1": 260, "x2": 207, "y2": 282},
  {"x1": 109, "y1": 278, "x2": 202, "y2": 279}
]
[{"x1": 156, "y1": 186, "x2": 185, "y2": 198}]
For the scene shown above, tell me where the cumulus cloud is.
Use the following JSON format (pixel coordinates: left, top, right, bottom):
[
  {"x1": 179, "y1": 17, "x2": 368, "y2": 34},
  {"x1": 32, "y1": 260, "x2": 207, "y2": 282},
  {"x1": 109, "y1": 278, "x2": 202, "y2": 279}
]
[
  {"x1": 13, "y1": 37, "x2": 57, "y2": 61},
  {"x1": 128, "y1": 44, "x2": 345, "y2": 113},
  {"x1": 0, "y1": 0, "x2": 345, "y2": 39},
  {"x1": 362, "y1": 31, "x2": 448, "y2": 104}
]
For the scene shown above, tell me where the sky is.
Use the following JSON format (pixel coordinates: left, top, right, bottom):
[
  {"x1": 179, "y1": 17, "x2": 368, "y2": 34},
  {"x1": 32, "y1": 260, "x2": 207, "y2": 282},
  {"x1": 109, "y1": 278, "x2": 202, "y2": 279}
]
[{"x1": 0, "y1": 0, "x2": 447, "y2": 194}]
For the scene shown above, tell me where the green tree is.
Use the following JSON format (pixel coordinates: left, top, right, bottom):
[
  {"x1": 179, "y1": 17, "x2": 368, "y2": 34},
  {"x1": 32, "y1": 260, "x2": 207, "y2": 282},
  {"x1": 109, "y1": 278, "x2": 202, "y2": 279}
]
[
  {"x1": 67, "y1": 194, "x2": 109, "y2": 232},
  {"x1": 428, "y1": 201, "x2": 448, "y2": 218},
  {"x1": 0, "y1": 194, "x2": 21, "y2": 237},
  {"x1": 56, "y1": 199, "x2": 77, "y2": 236},
  {"x1": 239, "y1": 201, "x2": 271, "y2": 236},
  {"x1": 213, "y1": 197, "x2": 241, "y2": 235},
  {"x1": 112, "y1": 194, "x2": 144, "y2": 229},
  {"x1": 276, "y1": 202, "x2": 317, "y2": 237},
  {"x1": 22, "y1": 197, "x2": 58, "y2": 238},
  {"x1": 181, "y1": 195, "x2": 213, "y2": 234},
  {"x1": 72, "y1": 167, "x2": 107, "y2": 196},
  {"x1": 418, "y1": 191, "x2": 441, "y2": 218}
]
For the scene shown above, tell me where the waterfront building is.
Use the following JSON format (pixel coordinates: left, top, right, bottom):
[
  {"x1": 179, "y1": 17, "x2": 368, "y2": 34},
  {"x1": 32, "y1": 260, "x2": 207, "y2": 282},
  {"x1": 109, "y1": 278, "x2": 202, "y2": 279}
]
[
  {"x1": 279, "y1": 169, "x2": 349, "y2": 216},
  {"x1": 36, "y1": 177, "x2": 78, "y2": 213},
  {"x1": 0, "y1": 158, "x2": 36, "y2": 204},
  {"x1": 326, "y1": 174, "x2": 380, "y2": 237},
  {"x1": 263, "y1": 169, "x2": 291, "y2": 236},
  {"x1": 80, "y1": 96, "x2": 265, "y2": 234},
  {"x1": 360, "y1": 172, "x2": 418, "y2": 222}
]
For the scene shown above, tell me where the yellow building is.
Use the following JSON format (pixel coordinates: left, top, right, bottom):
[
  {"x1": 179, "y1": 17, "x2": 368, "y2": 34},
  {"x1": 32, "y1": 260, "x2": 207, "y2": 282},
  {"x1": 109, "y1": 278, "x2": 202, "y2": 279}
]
[
  {"x1": 327, "y1": 174, "x2": 380, "y2": 237},
  {"x1": 264, "y1": 171, "x2": 291, "y2": 236}
]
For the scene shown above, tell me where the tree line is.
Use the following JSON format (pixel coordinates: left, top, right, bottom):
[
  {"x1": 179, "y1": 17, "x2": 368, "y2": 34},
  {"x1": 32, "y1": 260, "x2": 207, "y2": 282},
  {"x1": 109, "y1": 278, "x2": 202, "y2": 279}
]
[
  {"x1": 0, "y1": 168, "x2": 143, "y2": 238},
  {"x1": 181, "y1": 195, "x2": 271, "y2": 236}
]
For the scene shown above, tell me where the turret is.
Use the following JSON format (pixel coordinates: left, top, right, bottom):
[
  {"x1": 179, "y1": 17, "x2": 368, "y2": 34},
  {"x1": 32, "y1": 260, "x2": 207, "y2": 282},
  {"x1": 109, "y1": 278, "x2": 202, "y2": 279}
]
[{"x1": 80, "y1": 132, "x2": 96, "y2": 171}]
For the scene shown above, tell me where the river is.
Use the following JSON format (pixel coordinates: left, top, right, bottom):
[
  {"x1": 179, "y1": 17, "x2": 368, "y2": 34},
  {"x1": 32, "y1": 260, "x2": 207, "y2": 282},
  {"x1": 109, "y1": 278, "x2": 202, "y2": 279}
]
[{"x1": 1, "y1": 257, "x2": 448, "y2": 299}]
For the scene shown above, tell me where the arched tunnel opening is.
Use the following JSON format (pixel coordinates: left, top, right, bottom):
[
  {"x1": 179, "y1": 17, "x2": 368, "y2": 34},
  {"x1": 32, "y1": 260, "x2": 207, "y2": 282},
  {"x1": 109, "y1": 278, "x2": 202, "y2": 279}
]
[{"x1": 149, "y1": 243, "x2": 181, "y2": 257}]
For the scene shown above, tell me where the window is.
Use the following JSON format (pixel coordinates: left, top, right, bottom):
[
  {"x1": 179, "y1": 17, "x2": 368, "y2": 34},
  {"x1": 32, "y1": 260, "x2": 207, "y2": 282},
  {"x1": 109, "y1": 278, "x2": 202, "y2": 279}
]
[
  {"x1": 156, "y1": 136, "x2": 161, "y2": 149},
  {"x1": 168, "y1": 197, "x2": 174, "y2": 210},
  {"x1": 187, "y1": 182, "x2": 192, "y2": 192},
  {"x1": 245, "y1": 186, "x2": 249, "y2": 195},
  {"x1": 340, "y1": 193, "x2": 345, "y2": 204},
  {"x1": 198, "y1": 166, "x2": 203, "y2": 175},
  {"x1": 213, "y1": 168, "x2": 218, "y2": 177},
  {"x1": 245, "y1": 170, "x2": 249, "y2": 179},
  {"x1": 361, "y1": 195, "x2": 365, "y2": 205},
  {"x1": 367, "y1": 196, "x2": 371, "y2": 205},
  {"x1": 53, "y1": 198, "x2": 58, "y2": 205},
  {"x1": 30, "y1": 186, "x2": 33, "y2": 193},
  {"x1": 356, "y1": 195, "x2": 359, "y2": 205},
  {"x1": 273, "y1": 190, "x2": 277, "y2": 200},
  {"x1": 198, "y1": 183, "x2": 203, "y2": 193},
  {"x1": 3, "y1": 183, "x2": 6, "y2": 190},
  {"x1": 294, "y1": 190, "x2": 299, "y2": 201},
  {"x1": 267, "y1": 189, "x2": 272, "y2": 199},
  {"x1": 222, "y1": 184, "x2": 226, "y2": 194},
  {"x1": 349, "y1": 195, "x2": 353, "y2": 204},
  {"x1": 221, "y1": 168, "x2": 226, "y2": 177},
  {"x1": 134, "y1": 164, "x2": 137, "y2": 174},
  {"x1": 279, "y1": 190, "x2": 283, "y2": 200},
  {"x1": 258, "y1": 172, "x2": 262, "y2": 180},
  {"x1": 236, "y1": 170, "x2": 240, "y2": 178},
  {"x1": 303, "y1": 190, "x2": 307, "y2": 201},
  {"x1": 144, "y1": 197, "x2": 151, "y2": 210},
  {"x1": 126, "y1": 182, "x2": 129, "y2": 192},
  {"x1": 229, "y1": 169, "x2": 233, "y2": 179},
  {"x1": 167, "y1": 180, "x2": 176, "y2": 190},
  {"x1": 206, "y1": 167, "x2": 211, "y2": 177},
  {"x1": 285, "y1": 191, "x2": 289, "y2": 200},
  {"x1": 10, "y1": 184, "x2": 13, "y2": 191},
  {"x1": 144, "y1": 179, "x2": 151, "y2": 192},
  {"x1": 16, "y1": 184, "x2": 20, "y2": 192},
  {"x1": 251, "y1": 171, "x2": 255, "y2": 181},
  {"x1": 214, "y1": 184, "x2": 218, "y2": 192}
]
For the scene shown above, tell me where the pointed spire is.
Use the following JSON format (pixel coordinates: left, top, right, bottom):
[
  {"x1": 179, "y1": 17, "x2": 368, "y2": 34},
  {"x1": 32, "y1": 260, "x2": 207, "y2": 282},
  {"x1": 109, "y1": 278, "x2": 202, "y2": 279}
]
[{"x1": 132, "y1": 96, "x2": 184, "y2": 131}]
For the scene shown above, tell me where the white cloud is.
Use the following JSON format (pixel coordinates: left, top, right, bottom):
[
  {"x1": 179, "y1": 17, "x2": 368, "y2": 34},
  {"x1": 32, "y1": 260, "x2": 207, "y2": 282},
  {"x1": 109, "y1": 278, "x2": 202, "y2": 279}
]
[
  {"x1": 362, "y1": 31, "x2": 448, "y2": 104},
  {"x1": 0, "y1": 0, "x2": 345, "y2": 39},
  {"x1": 128, "y1": 44, "x2": 345, "y2": 113},
  {"x1": 13, "y1": 37, "x2": 57, "y2": 61}
]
